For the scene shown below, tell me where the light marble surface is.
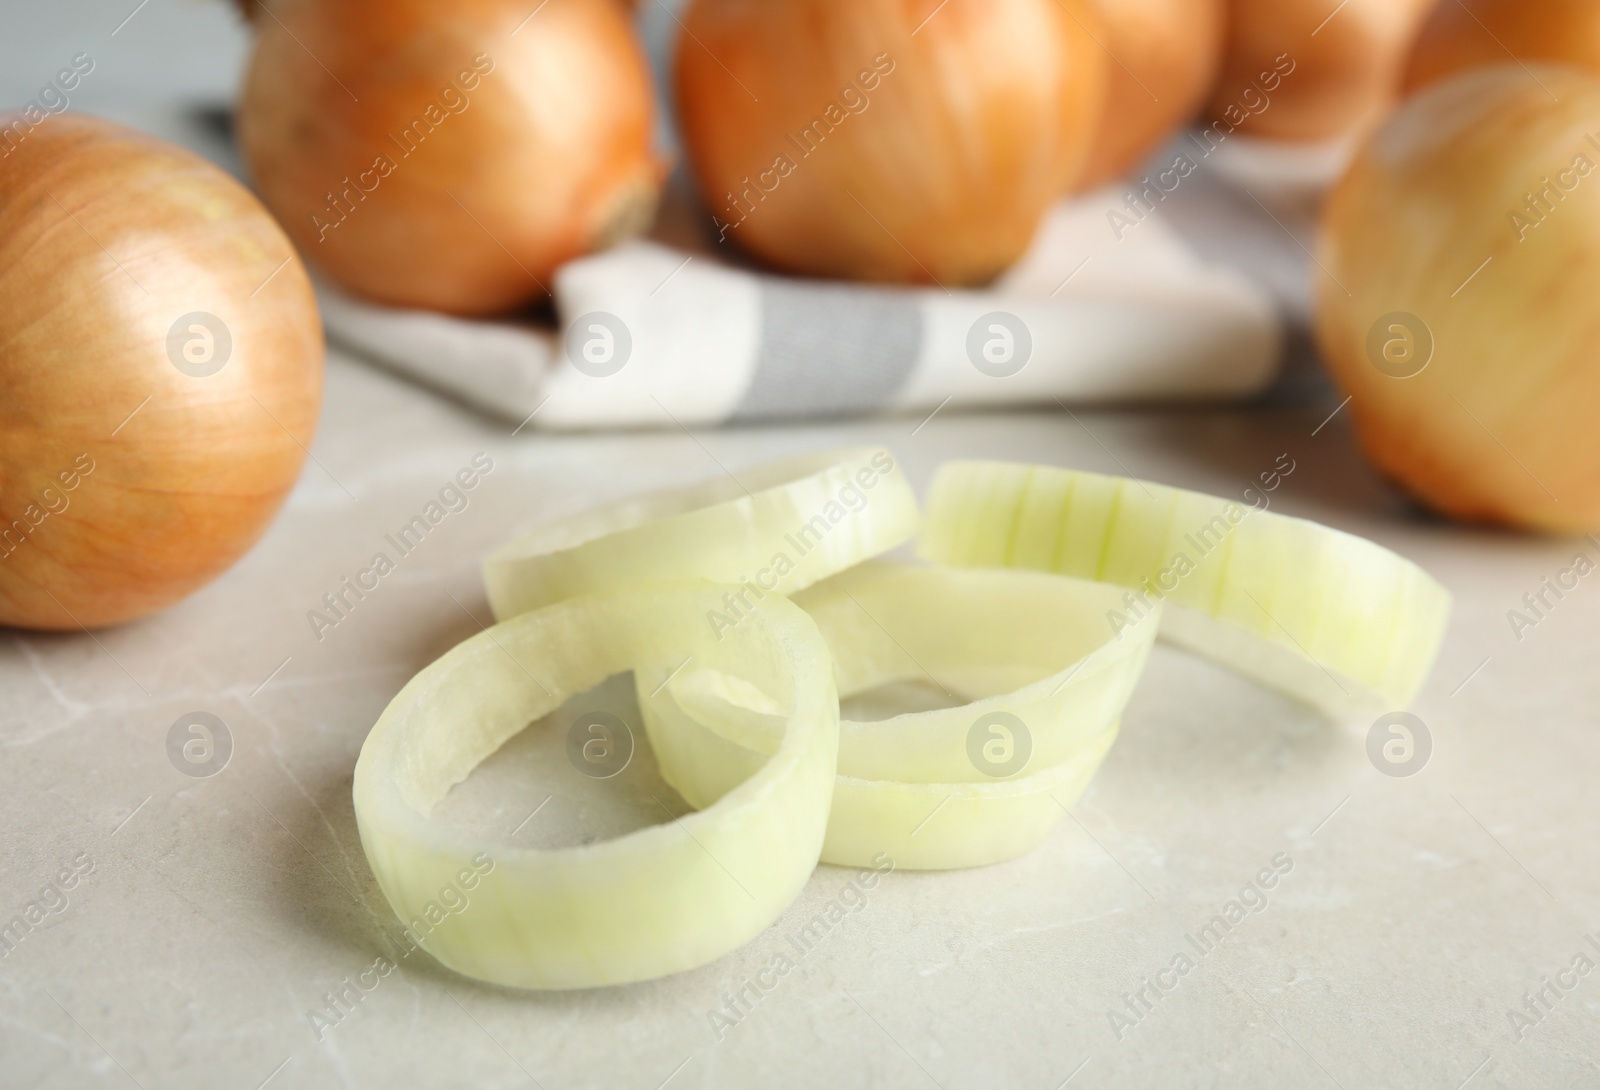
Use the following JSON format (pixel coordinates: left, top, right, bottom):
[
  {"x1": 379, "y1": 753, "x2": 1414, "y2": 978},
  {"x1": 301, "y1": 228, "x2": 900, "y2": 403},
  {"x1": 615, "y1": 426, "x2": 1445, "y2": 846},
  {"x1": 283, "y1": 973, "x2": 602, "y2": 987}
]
[{"x1": 3, "y1": 350, "x2": 1599, "y2": 1089}]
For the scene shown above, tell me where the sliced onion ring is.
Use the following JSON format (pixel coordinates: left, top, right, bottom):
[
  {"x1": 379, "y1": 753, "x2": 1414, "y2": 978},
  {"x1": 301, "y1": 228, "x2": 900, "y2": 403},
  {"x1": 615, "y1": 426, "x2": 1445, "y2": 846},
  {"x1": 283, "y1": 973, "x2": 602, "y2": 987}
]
[
  {"x1": 484, "y1": 447, "x2": 919, "y2": 621},
  {"x1": 352, "y1": 584, "x2": 838, "y2": 990},
  {"x1": 636, "y1": 563, "x2": 1160, "y2": 870},
  {"x1": 919, "y1": 461, "x2": 1451, "y2": 718}
]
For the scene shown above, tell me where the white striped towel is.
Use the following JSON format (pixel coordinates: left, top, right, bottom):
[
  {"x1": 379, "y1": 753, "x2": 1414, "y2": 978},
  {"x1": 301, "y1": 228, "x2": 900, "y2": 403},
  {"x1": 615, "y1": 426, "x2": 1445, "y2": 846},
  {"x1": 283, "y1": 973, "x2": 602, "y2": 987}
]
[{"x1": 319, "y1": 177, "x2": 1288, "y2": 430}]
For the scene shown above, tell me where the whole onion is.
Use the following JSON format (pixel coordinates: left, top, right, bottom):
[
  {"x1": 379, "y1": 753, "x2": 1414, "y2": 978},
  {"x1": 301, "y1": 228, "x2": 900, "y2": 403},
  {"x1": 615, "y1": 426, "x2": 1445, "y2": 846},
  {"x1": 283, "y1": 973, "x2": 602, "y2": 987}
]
[
  {"x1": 0, "y1": 114, "x2": 322, "y2": 629},
  {"x1": 1076, "y1": 0, "x2": 1224, "y2": 190},
  {"x1": 1406, "y1": 0, "x2": 1600, "y2": 94},
  {"x1": 674, "y1": 0, "x2": 1108, "y2": 286},
  {"x1": 1315, "y1": 65, "x2": 1600, "y2": 532},
  {"x1": 1207, "y1": 0, "x2": 1434, "y2": 142},
  {"x1": 238, "y1": 0, "x2": 662, "y2": 316}
]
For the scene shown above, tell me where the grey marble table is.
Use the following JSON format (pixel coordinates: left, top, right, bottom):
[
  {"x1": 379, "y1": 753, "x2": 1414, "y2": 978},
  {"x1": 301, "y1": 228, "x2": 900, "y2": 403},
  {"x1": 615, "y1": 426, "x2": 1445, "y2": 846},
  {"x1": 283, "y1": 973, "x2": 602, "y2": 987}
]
[{"x1": 3, "y1": 347, "x2": 1598, "y2": 1089}]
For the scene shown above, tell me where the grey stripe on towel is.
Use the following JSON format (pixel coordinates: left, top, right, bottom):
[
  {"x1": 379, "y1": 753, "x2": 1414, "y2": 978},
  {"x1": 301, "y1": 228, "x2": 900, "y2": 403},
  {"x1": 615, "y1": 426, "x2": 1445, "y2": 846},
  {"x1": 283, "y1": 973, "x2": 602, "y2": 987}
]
[{"x1": 732, "y1": 280, "x2": 923, "y2": 421}]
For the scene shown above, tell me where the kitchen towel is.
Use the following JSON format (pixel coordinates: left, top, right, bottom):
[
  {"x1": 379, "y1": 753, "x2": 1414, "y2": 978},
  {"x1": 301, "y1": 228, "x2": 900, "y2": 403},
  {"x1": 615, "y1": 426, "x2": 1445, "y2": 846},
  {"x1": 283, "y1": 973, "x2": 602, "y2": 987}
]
[{"x1": 319, "y1": 170, "x2": 1292, "y2": 430}]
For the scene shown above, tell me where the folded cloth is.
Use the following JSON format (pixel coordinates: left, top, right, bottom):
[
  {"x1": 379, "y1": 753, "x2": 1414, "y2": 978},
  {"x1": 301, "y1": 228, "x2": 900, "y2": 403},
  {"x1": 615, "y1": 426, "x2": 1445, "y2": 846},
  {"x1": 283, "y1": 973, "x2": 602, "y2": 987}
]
[{"x1": 320, "y1": 181, "x2": 1286, "y2": 430}]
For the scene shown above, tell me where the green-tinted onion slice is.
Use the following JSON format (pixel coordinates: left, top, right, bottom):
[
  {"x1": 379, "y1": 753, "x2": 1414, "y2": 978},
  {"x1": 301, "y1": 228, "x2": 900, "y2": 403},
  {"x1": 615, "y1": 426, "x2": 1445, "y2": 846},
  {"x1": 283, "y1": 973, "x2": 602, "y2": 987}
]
[
  {"x1": 484, "y1": 447, "x2": 918, "y2": 622},
  {"x1": 352, "y1": 584, "x2": 837, "y2": 990},
  {"x1": 636, "y1": 563, "x2": 1159, "y2": 870},
  {"x1": 919, "y1": 461, "x2": 1451, "y2": 718}
]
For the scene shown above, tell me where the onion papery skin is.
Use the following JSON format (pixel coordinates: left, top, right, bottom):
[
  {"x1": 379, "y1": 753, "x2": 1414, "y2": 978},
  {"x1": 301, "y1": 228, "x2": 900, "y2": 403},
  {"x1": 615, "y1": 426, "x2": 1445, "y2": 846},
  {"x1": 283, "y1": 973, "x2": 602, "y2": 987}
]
[
  {"x1": 674, "y1": 0, "x2": 1108, "y2": 286},
  {"x1": 1405, "y1": 0, "x2": 1600, "y2": 94},
  {"x1": 238, "y1": 0, "x2": 662, "y2": 316},
  {"x1": 1206, "y1": 0, "x2": 1433, "y2": 143},
  {"x1": 1076, "y1": 0, "x2": 1224, "y2": 190},
  {"x1": 0, "y1": 114, "x2": 322, "y2": 630},
  {"x1": 1316, "y1": 65, "x2": 1600, "y2": 533}
]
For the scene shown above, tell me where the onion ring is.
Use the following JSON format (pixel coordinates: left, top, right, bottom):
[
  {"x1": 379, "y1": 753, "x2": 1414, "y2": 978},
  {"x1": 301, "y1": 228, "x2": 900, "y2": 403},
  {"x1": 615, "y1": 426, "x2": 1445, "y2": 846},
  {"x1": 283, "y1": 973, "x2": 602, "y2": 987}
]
[
  {"x1": 637, "y1": 563, "x2": 1160, "y2": 869},
  {"x1": 353, "y1": 583, "x2": 837, "y2": 989},
  {"x1": 484, "y1": 447, "x2": 919, "y2": 621},
  {"x1": 919, "y1": 461, "x2": 1451, "y2": 718}
]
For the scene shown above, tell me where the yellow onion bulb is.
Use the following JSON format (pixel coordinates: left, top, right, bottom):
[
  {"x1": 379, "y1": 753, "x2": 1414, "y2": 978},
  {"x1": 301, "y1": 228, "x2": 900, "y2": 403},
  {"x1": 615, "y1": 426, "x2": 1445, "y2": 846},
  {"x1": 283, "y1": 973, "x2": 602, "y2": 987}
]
[
  {"x1": 1405, "y1": 0, "x2": 1600, "y2": 94},
  {"x1": 1315, "y1": 64, "x2": 1600, "y2": 532},
  {"x1": 238, "y1": 0, "x2": 662, "y2": 316},
  {"x1": 1075, "y1": 0, "x2": 1224, "y2": 190},
  {"x1": 674, "y1": 0, "x2": 1108, "y2": 286},
  {"x1": 0, "y1": 114, "x2": 322, "y2": 629},
  {"x1": 1207, "y1": 0, "x2": 1433, "y2": 143}
]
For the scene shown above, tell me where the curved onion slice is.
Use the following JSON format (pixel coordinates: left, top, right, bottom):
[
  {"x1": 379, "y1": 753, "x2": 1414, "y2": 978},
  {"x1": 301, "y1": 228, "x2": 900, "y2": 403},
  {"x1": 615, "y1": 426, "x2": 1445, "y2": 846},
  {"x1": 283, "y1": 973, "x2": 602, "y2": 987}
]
[
  {"x1": 636, "y1": 563, "x2": 1160, "y2": 869},
  {"x1": 919, "y1": 461, "x2": 1451, "y2": 718},
  {"x1": 352, "y1": 584, "x2": 838, "y2": 990},
  {"x1": 484, "y1": 448, "x2": 919, "y2": 621}
]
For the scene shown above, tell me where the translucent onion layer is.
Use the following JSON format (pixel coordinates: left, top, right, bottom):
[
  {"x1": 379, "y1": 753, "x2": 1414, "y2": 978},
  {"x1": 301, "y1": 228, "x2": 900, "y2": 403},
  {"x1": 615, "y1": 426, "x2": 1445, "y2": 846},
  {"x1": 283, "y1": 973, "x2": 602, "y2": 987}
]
[
  {"x1": 636, "y1": 562, "x2": 1160, "y2": 869},
  {"x1": 919, "y1": 461, "x2": 1450, "y2": 718},
  {"x1": 484, "y1": 447, "x2": 919, "y2": 621},
  {"x1": 352, "y1": 584, "x2": 838, "y2": 989}
]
